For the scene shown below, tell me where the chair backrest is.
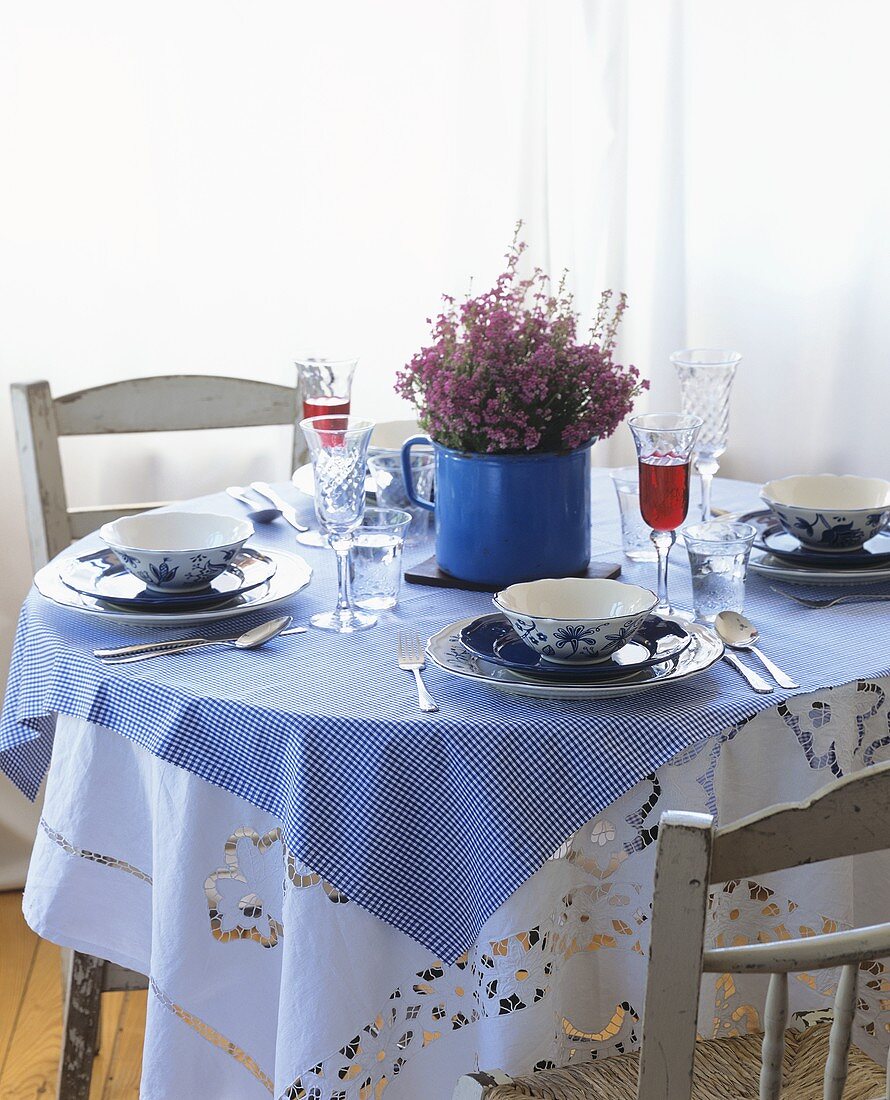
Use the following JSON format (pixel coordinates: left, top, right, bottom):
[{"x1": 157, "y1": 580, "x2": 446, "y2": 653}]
[
  {"x1": 11, "y1": 376, "x2": 304, "y2": 569},
  {"x1": 638, "y1": 761, "x2": 890, "y2": 1100}
]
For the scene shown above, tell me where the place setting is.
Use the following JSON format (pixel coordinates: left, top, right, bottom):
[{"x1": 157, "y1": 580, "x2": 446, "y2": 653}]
[
  {"x1": 740, "y1": 474, "x2": 890, "y2": 586},
  {"x1": 33, "y1": 510, "x2": 313, "y2": 626},
  {"x1": 425, "y1": 577, "x2": 724, "y2": 701}
]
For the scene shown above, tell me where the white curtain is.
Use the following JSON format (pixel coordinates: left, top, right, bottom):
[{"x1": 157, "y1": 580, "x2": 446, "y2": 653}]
[{"x1": 1, "y1": 0, "x2": 888, "y2": 882}]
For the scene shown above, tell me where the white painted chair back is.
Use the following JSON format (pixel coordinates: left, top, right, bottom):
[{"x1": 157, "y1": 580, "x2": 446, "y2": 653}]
[
  {"x1": 11, "y1": 376, "x2": 302, "y2": 569},
  {"x1": 638, "y1": 761, "x2": 890, "y2": 1100}
]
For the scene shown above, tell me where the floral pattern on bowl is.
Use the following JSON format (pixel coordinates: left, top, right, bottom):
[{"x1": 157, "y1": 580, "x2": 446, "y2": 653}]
[
  {"x1": 492, "y1": 577, "x2": 658, "y2": 665},
  {"x1": 100, "y1": 512, "x2": 254, "y2": 592},
  {"x1": 760, "y1": 475, "x2": 890, "y2": 553}
]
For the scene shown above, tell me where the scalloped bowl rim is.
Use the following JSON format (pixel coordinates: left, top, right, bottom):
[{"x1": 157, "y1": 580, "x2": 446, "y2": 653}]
[
  {"x1": 493, "y1": 577, "x2": 658, "y2": 621},
  {"x1": 99, "y1": 512, "x2": 254, "y2": 553},
  {"x1": 760, "y1": 474, "x2": 890, "y2": 513}
]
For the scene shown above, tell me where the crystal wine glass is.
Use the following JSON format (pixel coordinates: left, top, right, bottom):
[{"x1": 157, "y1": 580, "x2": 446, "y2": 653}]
[
  {"x1": 295, "y1": 357, "x2": 359, "y2": 548},
  {"x1": 300, "y1": 415, "x2": 377, "y2": 633},
  {"x1": 628, "y1": 412, "x2": 702, "y2": 618},
  {"x1": 670, "y1": 349, "x2": 742, "y2": 523}
]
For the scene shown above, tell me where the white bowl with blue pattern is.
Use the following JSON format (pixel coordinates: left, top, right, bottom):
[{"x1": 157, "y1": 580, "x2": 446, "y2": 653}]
[
  {"x1": 492, "y1": 577, "x2": 658, "y2": 665},
  {"x1": 99, "y1": 512, "x2": 254, "y2": 592},
  {"x1": 760, "y1": 475, "x2": 890, "y2": 552}
]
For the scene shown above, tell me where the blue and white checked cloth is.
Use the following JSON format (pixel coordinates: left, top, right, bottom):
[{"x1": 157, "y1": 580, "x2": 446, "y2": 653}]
[{"x1": 2, "y1": 472, "x2": 889, "y2": 962}]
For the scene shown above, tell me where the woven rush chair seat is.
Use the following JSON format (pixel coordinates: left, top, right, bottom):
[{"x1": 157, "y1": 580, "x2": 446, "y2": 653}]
[{"x1": 486, "y1": 1024, "x2": 886, "y2": 1100}]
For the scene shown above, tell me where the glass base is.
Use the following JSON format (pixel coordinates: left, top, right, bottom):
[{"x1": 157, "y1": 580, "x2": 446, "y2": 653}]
[
  {"x1": 654, "y1": 605, "x2": 696, "y2": 624},
  {"x1": 310, "y1": 607, "x2": 378, "y2": 633},
  {"x1": 355, "y1": 595, "x2": 397, "y2": 611},
  {"x1": 297, "y1": 528, "x2": 327, "y2": 548}
]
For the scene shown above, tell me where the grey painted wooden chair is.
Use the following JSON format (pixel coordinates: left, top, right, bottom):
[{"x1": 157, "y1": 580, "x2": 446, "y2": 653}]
[
  {"x1": 455, "y1": 762, "x2": 890, "y2": 1100},
  {"x1": 10, "y1": 374, "x2": 302, "y2": 1099}
]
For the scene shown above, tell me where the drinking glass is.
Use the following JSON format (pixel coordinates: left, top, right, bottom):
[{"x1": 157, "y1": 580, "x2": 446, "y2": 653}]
[
  {"x1": 367, "y1": 452, "x2": 435, "y2": 546},
  {"x1": 628, "y1": 412, "x2": 702, "y2": 618},
  {"x1": 300, "y1": 415, "x2": 377, "y2": 632},
  {"x1": 670, "y1": 348, "x2": 742, "y2": 523},
  {"x1": 351, "y1": 507, "x2": 412, "y2": 610},
  {"x1": 609, "y1": 466, "x2": 658, "y2": 562},
  {"x1": 295, "y1": 357, "x2": 359, "y2": 548},
  {"x1": 682, "y1": 521, "x2": 757, "y2": 624}
]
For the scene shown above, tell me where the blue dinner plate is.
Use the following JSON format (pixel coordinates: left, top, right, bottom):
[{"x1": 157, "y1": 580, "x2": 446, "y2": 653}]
[
  {"x1": 459, "y1": 614, "x2": 691, "y2": 681},
  {"x1": 59, "y1": 547, "x2": 278, "y2": 611},
  {"x1": 740, "y1": 510, "x2": 890, "y2": 569}
]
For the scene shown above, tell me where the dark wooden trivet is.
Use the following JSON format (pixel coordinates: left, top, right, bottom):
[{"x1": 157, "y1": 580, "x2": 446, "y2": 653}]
[{"x1": 404, "y1": 554, "x2": 622, "y2": 593}]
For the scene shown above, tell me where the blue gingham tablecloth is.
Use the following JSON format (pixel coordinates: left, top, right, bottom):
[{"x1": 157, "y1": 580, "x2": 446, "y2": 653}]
[{"x1": 2, "y1": 471, "x2": 889, "y2": 962}]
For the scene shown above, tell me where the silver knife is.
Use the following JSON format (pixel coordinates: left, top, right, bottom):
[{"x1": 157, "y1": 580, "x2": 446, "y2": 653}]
[{"x1": 250, "y1": 482, "x2": 308, "y2": 532}]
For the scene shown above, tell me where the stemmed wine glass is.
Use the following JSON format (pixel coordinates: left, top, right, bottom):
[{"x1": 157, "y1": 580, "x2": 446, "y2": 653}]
[
  {"x1": 295, "y1": 357, "x2": 359, "y2": 548},
  {"x1": 300, "y1": 415, "x2": 377, "y2": 633},
  {"x1": 670, "y1": 349, "x2": 742, "y2": 523},
  {"x1": 628, "y1": 412, "x2": 702, "y2": 618}
]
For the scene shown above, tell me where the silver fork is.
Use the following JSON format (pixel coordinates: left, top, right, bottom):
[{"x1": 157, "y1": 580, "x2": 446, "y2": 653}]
[
  {"x1": 397, "y1": 632, "x2": 439, "y2": 713},
  {"x1": 770, "y1": 587, "x2": 890, "y2": 610}
]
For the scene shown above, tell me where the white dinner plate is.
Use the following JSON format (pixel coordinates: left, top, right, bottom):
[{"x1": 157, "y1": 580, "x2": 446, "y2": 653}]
[
  {"x1": 426, "y1": 618, "x2": 723, "y2": 700},
  {"x1": 748, "y1": 551, "x2": 890, "y2": 586},
  {"x1": 292, "y1": 463, "x2": 376, "y2": 498},
  {"x1": 34, "y1": 548, "x2": 312, "y2": 625}
]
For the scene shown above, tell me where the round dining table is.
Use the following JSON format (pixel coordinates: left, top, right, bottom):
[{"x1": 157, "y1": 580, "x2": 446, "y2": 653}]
[{"x1": 2, "y1": 470, "x2": 889, "y2": 1100}]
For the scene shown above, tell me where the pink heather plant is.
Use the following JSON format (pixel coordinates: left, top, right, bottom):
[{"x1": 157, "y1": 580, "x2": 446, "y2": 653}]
[{"x1": 395, "y1": 230, "x2": 647, "y2": 454}]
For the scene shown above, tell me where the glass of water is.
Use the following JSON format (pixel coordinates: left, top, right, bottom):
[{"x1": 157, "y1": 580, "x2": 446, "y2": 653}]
[
  {"x1": 610, "y1": 466, "x2": 657, "y2": 562},
  {"x1": 367, "y1": 452, "x2": 435, "y2": 546},
  {"x1": 351, "y1": 508, "x2": 412, "y2": 611},
  {"x1": 682, "y1": 521, "x2": 757, "y2": 623}
]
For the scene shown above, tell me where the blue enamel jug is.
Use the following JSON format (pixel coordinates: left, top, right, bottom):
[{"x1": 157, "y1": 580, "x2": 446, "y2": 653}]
[{"x1": 401, "y1": 437, "x2": 592, "y2": 586}]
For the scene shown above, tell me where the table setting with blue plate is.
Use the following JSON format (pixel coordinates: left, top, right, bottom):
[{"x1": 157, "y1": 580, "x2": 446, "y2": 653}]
[
  {"x1": 3, "y1": 275, "x2": 890, "y2": 1097},
  {"x1": 2, "y1": 461, "x2": 890, "y2": 1100}
]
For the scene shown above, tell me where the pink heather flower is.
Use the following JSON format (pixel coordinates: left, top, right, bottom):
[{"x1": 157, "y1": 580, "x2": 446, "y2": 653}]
[{"x1": 394, "y1": 227, "x2": 648, "y2": 454}]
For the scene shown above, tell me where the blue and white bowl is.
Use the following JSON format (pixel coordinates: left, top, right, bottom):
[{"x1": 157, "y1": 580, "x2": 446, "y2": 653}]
[
  {"x1": 760, "y1": 475, "x2": 890, "y2": 552},
  {"x1": 492, "y1": 577, "x2": 658, "y2": 665},
  {"x1": 99, "y1": 512, "x2": 254, "y2": 592}
]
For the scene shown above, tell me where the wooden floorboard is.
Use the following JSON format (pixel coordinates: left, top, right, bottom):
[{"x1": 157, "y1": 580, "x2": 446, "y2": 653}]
[
  {"x1": 0, "y1": 892, "x2": 146, "y2": 1099},
  {"x1": 0, "y1": 893, "x2": 40, "y2": 1080},
  {"x1": 0, "y1": 936, "x2": 63, "y2": 1098}
]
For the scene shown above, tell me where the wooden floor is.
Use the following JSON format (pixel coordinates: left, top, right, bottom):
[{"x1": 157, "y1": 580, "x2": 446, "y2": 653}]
[{"x1": 0, "y1": 892, "x2": 146, "y2": 1099}]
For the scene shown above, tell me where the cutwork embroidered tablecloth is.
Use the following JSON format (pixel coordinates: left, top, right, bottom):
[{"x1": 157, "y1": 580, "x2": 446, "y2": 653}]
[
  {"x1": 25, "y1": 694, "x2": 890, "y2": 1100},
  {"x1": 3, "y1": 473, "x2": 890, "y2": 963}
]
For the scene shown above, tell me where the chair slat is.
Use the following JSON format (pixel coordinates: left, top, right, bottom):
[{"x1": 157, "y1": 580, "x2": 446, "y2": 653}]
[
  {"x1": 68, "y1": 504, "x2": 169, "y2": 540},
  {"x1": 11, "y1": 381, "x2": 71, "y2": 567},
  {"x1": 702, "y1": 923, "x2": 890, "y2": 974},
  {"x1": 824, "y1": 964, "x2": 858, "y2": 1100},
  {"x1": 54, "y1": 376, "x2": 297, "y2": 435},
  {"x1": 710, "y1": 761, "x2": 890, "y2": 883},
  {"x1": 637, "y1": 812, "x2": 713, "y2": 1100},
  {"x1": 759, "y1": 972, "x2": 788, "y2": 1100}
]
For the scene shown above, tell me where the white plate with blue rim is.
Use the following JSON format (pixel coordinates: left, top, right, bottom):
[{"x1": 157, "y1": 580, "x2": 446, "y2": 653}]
[
  {"x1": 426, "y1": 618, "x2": 723, "y2": 700},
  {"x1": 747, "y1": 551, "x2": 890, "y2": 586},
  {"x1": 35, "y1": 548, "x2": 312, "y2": 625},
  {"x1": 58, "y1": 547, "x2": 278, "y2": 611}
]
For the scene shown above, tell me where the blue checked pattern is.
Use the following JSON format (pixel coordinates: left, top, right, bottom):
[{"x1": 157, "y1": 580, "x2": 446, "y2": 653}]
[{"x1": 2, "y1": 473, "x2": 889, "y2": 962}]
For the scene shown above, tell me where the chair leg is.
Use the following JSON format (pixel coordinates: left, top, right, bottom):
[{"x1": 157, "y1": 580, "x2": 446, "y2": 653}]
[{"x1": 58, "y1": 951, "x2": 105, "y2": 1100}]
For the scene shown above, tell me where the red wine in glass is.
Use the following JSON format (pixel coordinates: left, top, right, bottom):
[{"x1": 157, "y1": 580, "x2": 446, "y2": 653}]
[
  {"x1": 302, "y1": 394, "x2": 351, "y2": 420},
  {"x1": 638, "y1": 456, "x2": 691, "y2": 531}
]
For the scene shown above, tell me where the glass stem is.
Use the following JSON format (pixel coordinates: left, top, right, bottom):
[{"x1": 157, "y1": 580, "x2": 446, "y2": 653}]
[
  {"x1": 696, "y1": 458, "x2": 719, "y2": 523},
  {"x1": 650, "y1": 529, "x2": 676, "y2": 614},
  {"x1": 331, "y1": 537, "x2": 354, "y2": 613}
]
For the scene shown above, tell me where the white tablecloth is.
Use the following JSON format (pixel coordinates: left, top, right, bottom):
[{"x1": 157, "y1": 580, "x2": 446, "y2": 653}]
[{"x1": 25, "y1": 678, "x2": 890, "y2": 1099}]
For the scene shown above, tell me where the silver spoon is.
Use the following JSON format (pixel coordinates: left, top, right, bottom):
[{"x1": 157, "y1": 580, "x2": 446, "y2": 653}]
[
  {"x1": 97, "y1": 616, "x2": 298, "y2": 663},
  {"x1": 226, "y1": 485, "x2": 282, "y2": 524},
  {"x1": 715, "y1": 611, "x2": 800, "y2": 689}
]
